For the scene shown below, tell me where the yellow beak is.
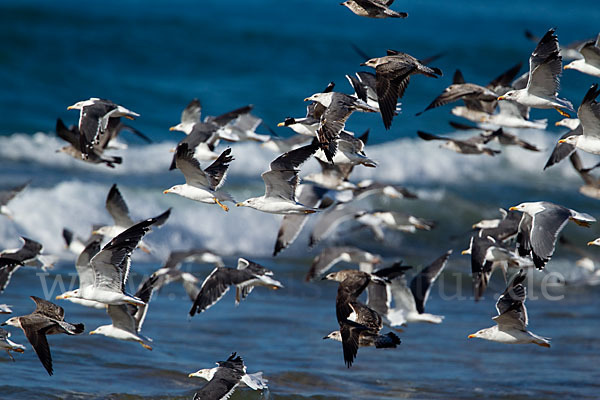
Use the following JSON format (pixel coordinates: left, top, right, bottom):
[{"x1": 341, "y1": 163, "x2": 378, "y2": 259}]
[
  {"x1": 236, "y1": 202, "x2": 243, "y2": 207},
  {"x1": 508, "y1": 206, "x2": 518, "y2": 211},
  {"x1": 188, "y1": 373, "x2": 196, "y2": 378},
  {"x1": 67, "y1": 105, "x2": 75, "y2": 110},
  {"x1": 277, "y1": 122, "x2": 285, "y2": 127},
  {"x1": 303, "y1": 97, "x2": 311, "y2": 102},
  {"x1": 169, "y1": 126, "x2": 177, "y2": 131},
  {"x1": 163, "y1": 190, "x2": 170, "y2": 194},
  {"x1": 89, "y1": 330, "x2": 97, "y2": 335},
  {"x1": 497, "y1": 96, "x2": 505, "y2": 101},
  {"x1": 587, "y1": 241, "x2": 596, "y2": 246},
  {"x1": 554, "y1": 121, "x2": 562, "y2": 126},
  {"x1": 558, "y1": 139, "x2": 567, "y2": 144},
  {"x1": 55, "y1": 294, "x2": 66, "y2": 300},
  {"x1": 467, "y1": 334, "x2": 476, "y2": 339},
  {"x1": 461, "y1": 250, "x2": 469, "y2": 255}
]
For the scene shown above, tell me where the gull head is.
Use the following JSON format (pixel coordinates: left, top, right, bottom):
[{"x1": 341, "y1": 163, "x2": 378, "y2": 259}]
[
  {"x1": 67, "y1": 100, "x2": 86, "y2": 110},
  {"x1": 56, "y1": 289, "x2": 80, "y2": 300},
  {"x1": 555, "y1": 117, "x2": 579, "y2": 129},
  {"x1": 1, "y1": 317, "x2": 21, "y2": 328},
  {"x1": 360, "y1": 57, "x2": 383, "y2": 68},
  {"x1": 169, "y1": 123, "x2": 184, "y2": 132},
  {"x1": 468, "y1": 328, "x2": 496, "y2": 340},
  {"x1": 558, "y1": 135, "x2": 579, "y2": 146},
  {"x1": 508, "y1": 203, "x2": 528, "y2": 212},
  {"x1": 323, "y1": 330, "x2": 342, "y2": 342},
  {"x1": 92, "y1": 226, "x2": 111, "y2": 236},
  {"x1": 497, "y1": 90, "x2": 517, "y2": 101},
  {"x1": 188, "y1": 368, "x2": 213, "y2": 380},
  {"x1": 277, "y1": 117, "x2": 296, "y2": 127},
  {"x1": 236, "y1": 198, "x2": 255, "y2": 208},
  {"x1": 163, "y1": 185, "x2": 182, "y2": 195},
  {"x1": 89, "y1": 325, "x2": 109, "y2": 336},
  {"x1": 304, "y1": 92, "x2": 332, "y2": 107},
  {"x1": 587, "y1": 238, "x2": 600, "y2": 246}
]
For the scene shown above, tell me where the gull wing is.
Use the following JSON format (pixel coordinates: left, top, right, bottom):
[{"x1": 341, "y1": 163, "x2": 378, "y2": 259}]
[
  {"x1": 90, "y1": 216, "x2": 159, "y2": 292},
  {"x1": 203, "y1": 148, "x2": 234, "y2": 190},
  {"x1": 527, "y1": 29, "x2": 561, "y2": 97},
  {"x1": 75, "y1": 239, "x2": 102, "y2": 287},
  {"x1": 105, "y1": 184, "x2": 134, "y2": 227},
  {"x1": 174, "y1": 143, "x2": 211, "y2": 188},
  {"x1": 409, "y1": 250, "x2": 451, "y2": 313},
  {"x1": 579, "y1": 35, "x2": 600, "y2": 68},
  {"x1": 578, "y1": 84, "x2": 600, "y2": 139}
]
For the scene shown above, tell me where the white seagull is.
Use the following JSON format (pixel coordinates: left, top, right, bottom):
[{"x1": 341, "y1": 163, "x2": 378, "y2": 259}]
[
  {"x1": 468, "y1": 269, "x2": 550, "y2": 347},
  {"x1": 558, "y1": 84, "x2": 600, "y2": 154},
  {"x1": 236, "y1": 142, "x2": 320, "y2": 214},
  {"x1": 164, "y1": 142, "x2": 234, "y2": 211},
  {"x1": 510, "y1": 201, "x2": 595, "y2": 270},
  {"x1": 56, "y1": 210, "x2": 170, "y2": 306},
  {"x1": 564, "y1": 33, "x2": 600, "y2": 77},
  {"x1": 497, "y1": 29, "x2": 574, "y2": 117}
]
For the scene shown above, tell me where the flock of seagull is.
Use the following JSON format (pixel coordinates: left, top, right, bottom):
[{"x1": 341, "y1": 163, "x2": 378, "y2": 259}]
[{"x1": 2, "y1": 3, "x2": 600, "y2": 398}]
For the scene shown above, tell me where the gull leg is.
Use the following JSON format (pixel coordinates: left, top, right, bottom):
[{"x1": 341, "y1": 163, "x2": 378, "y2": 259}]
[
  {"x1": 534, "y1": 341, "x2": 551, "y2": 348},
  {"x1": 139, "y1": 341, "x2": 153, "y2": 351},
  {"x1": 6, "y1": 349, "x2": 15, "y2": 362},
  {"x1": 570, "y1": 217, "x2": 591, "y2": 227},
  {"x1": 215, "y1": 198, "x2": 229, "y2": 212},
  {"x1": 554, "y1": 107, "x2": 570, "y2": 118}
]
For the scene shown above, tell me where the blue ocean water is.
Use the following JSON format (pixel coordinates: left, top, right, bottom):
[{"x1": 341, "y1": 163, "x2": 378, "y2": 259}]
[{"x1": 1, "y1": 1, "x2": 600, "y2": 399}]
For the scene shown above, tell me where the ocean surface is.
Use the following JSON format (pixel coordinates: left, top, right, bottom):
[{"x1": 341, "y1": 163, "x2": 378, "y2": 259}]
[{"x1": 1, "y1": 1, "x2": 600, "y2": 399}]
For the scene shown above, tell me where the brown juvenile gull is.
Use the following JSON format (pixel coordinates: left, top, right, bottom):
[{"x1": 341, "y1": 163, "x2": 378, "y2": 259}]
[
  {"x1": 416, "y1": 69, "x2": 498, "y2": 116},
  {"x1": 341, "y1": 0, "x2": 408, "y2": 19},
  {"x1": 236, "y1": 142, "x2": 320, "y2": 214},
  {"x1": 323, "y1": 270, "x2": 400, "y2": 367},
  {"x1": 0, "y1": 181, "x2": 29, "y2": 219},
  {"x1": 510, "y1": 201, "x2": 595, "y2": 270},
  {"x1": 189, "y1": 258, "x2": 283, "y2": 316},
  {"x1": 361, "y1": 50, "x2": 442, "y2": 129},
  {"x1": 164, "y1": 143, "x2": 234, "y2": 211},
  {"x1": 497, "y1": 29, "x2": 574, "y2": 117},
  {"x1": 468, "y1": 269, "x2": 550, "y2": 347},
  {"x1": 303, "y1": 92, "x2": 378, "y2": 162},
  {"x1": 189, "y1": 353, "x2": 268, "y2": 399},
  {"x1": 306, "y1": 246, "x2": 381, "y2": 281},
  {"x1": 417, "y1": 130, "x2": 500, "y2": 156},
  {"x1": 2, "y1": 296, "x2": 84, "y2": 375},
  {"x1": 56, "y1": 209, "x2": 170, "y2": 306},
  {"x1": 449, "y1": 122, "x2": 540, "y2": 152}
]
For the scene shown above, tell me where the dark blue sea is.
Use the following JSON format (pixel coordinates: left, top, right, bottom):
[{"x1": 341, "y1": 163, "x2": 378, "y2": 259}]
[{"x1": 1, "y1": 1, "x2": 600, "y2": 399}]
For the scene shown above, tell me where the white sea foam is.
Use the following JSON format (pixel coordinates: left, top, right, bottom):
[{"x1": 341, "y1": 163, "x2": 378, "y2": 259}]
[{"x1": 0, "y1": 130, "x2": 593, "y2": 261}]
